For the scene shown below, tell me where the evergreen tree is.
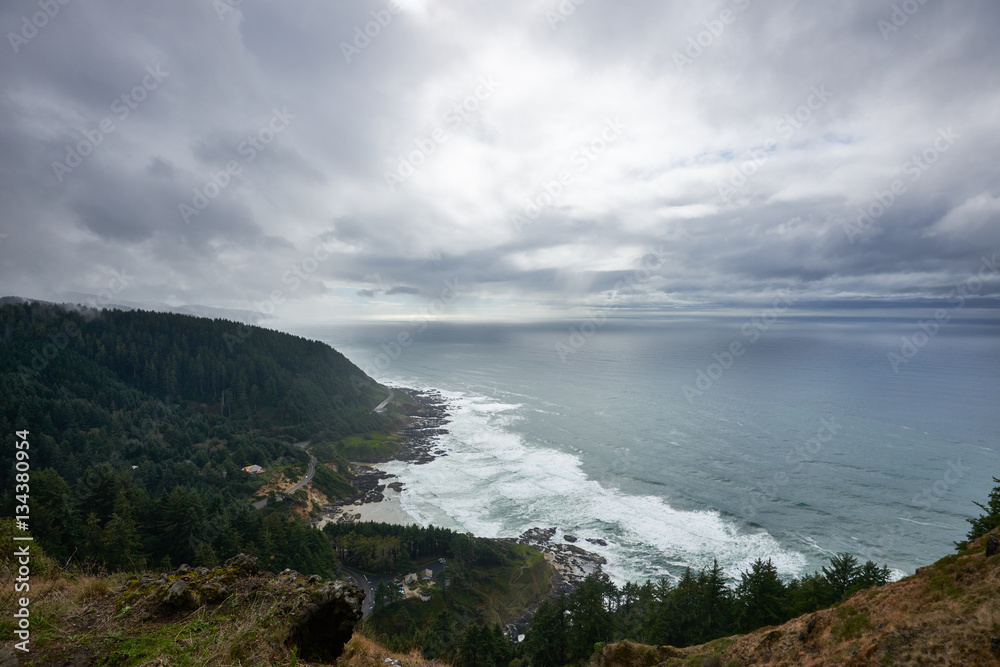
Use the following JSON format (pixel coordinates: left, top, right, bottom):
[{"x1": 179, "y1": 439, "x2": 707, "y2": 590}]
[
  {"x1": 195, "y1": 543, "x2": 220, "y2": 568},
  {"x1": 822, "y1": 553, "x2": 860, "y2": 601},
  {"x1": 567, "y1": 574, "x2": 614, "y2": 657},
  {"x1": 734, "y1": 558, "x2": 788, "y2": 631},
  {"x1": 965, "y1": 476, "x2": 1000, "y2": 543},
  {"x1": 695, "y1": 559, "x2": 733, "y2": 643},
  {"x1": 850, "y1": 560, "x2": 891, "y2": 594},
  {"x1": 523, "y1": 596, "x2": 568, "y2": 666},
  {"x1": 103, "y1": 489, "x2": 143, "y2": 571}
]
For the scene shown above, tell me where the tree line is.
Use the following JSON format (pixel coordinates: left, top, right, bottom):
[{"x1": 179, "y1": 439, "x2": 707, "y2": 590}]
[
  {"x1": 520, "y1": 553, "x2": 890, "y2": 665},
  {"x1": 323, "y1": 521, "x2": 510, "y2": 573},
  {"x1": 0, "y1": 302, "x2": 386, "y2": 575}
]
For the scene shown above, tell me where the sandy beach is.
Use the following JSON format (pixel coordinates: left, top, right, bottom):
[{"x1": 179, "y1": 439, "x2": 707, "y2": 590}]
[{"x1": 315, "y1": 486, "x2": 416, "y2": 529}]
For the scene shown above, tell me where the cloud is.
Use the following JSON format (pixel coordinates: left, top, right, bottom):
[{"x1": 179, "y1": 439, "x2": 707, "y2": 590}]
[{"x1": 1, "y1": 0, "x2": 998, "y2": 320}]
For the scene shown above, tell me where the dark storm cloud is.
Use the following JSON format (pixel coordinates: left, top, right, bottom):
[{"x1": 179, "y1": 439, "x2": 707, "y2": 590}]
[{"x1": 0, "y1": 0, "x2": 997, "y2": 319}]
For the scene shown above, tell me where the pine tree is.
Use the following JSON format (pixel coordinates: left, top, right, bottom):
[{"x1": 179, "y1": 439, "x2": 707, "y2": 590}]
[
  {"x1": 734, "y1": 558, "x2": 788, "y2": 631},
  {"x1": 523, "y1": 597, "x2": 568, "y2": 667},
  {"x1": 965, "y1": 477, "x2": 1000, "y2": 542},
  {"x1": 823, "y1": 553, "x2": 860, "y2": 601},
  {"x1": 195, "y1": 543, "x2": 219, "y2": 568},
  {"x1": 103, "y1": 489, "x2": 143, "y2": 571},
  {"x1": 696, "y1": 559, "x2": 733, "y2": 642}
]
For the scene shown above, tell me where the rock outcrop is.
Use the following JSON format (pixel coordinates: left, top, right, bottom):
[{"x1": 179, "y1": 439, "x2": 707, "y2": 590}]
[{"x1": 114, "y1": 554, "x2": 363, "y2": 661}]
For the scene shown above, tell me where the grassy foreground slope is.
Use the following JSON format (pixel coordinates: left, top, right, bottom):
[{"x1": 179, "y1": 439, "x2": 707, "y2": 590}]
[{"x1": 595, "y1": 527, "x2": 1000, "y2": 667}]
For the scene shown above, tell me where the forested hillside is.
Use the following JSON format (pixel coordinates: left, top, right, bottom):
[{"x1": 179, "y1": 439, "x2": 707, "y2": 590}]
[{"x1": 0, "y1": 301, "x2": 388, "y2": 574}]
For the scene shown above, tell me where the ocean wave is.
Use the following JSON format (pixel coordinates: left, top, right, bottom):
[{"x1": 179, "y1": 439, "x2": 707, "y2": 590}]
[{"x1": 377, "y1": 381, "x2": 808, "y2": 583}]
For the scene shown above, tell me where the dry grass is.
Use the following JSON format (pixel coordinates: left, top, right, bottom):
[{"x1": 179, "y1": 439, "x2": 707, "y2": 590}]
[
  {"x1": 75, "y1": 574, "x2": 113, "y2": 603},
  {"x1": 600, "y1": 527, "x2": 1000, "y2": 667},
  {"x1": 338, "y1": 634, "x2": 445, "y2": 667}
]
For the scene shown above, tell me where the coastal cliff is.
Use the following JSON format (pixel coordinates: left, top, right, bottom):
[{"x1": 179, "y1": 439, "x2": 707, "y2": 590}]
[{"x1": 593, "y1": 526, "x2": 1000, "y2": 667}]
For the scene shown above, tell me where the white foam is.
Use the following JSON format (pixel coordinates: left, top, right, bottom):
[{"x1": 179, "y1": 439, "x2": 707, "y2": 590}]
[{"x1": 376, "y1": 383, "x2": 808, "y2": 584}]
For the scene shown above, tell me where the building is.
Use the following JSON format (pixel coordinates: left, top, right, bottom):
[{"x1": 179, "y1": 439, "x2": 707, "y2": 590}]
[
  {"x1": 404, "y1": 573, "x2": 418, "y2": 585},
  {"x1": 421, "y1": 569, "x2": 433, "y2": 580},
  {"x1": 242, "y1": 464, "x2": 264, "y2": 474}
]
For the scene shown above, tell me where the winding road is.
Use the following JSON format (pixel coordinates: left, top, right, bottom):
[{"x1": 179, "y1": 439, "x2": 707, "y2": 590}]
[
  {"x1": 341, "y1": 560, "x2": 447, "y2": 618},
  {"x1": 251, "y1": 389, "x2": 393, "y2": 510},
  {"x1": 373, "y1": 388, "x2": 395, "y2": 413},
  {"x1": 251, "y1": 440, "x2": 313, "y2": 509},
  {"x1": 341, "y1": 566, "x2": 376, "y2": 617}
]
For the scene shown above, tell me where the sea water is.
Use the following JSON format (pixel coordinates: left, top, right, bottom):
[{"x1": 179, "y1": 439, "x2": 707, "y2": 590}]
[{"x1": 281, "y1": 317, "x2": 1000, "y2": 584}]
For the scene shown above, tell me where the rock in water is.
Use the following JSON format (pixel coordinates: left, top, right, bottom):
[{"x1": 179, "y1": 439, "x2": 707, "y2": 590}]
[{"x1": 986, "y1": 534, "x2": 999, "y2": 558}]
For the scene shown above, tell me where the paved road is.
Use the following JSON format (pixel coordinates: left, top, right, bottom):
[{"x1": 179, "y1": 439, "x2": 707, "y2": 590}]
[
  {"x1": 373, "y1": 388, "x2": 395, "y2": 413},
  {"x1": 251, "y1": 440, "x2": 313, "y2": 509},
  {"x1": 341, "y1": 560, "x2": 448, "y2": 618},
  {"x1": 341, "y1": 566, "x2": 376, "y2": 617}
]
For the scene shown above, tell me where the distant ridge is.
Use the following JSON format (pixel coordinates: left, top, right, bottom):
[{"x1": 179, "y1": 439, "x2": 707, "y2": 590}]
[{"x1": 0, "y1": 295, "x2": 271, "y2": 325}]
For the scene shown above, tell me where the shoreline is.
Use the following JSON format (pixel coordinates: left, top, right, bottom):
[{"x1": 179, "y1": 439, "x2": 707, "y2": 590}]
[
  {"x1": 311, "y1": 386, "x2": 608, "y2": 619},
  {"x1": 313, "y1": 387, "x2": 449, "y2": 528}
]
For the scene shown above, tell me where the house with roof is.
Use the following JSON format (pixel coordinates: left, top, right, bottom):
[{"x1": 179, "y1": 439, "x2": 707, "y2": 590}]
[{"x1": 242, "y1": 464, "x2": 264, "y2": 474}]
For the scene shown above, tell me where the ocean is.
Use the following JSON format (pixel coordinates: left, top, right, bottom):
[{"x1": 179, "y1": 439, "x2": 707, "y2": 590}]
[{"x1": 280, "y1": 316, "x2": 1000, "y2": 584}]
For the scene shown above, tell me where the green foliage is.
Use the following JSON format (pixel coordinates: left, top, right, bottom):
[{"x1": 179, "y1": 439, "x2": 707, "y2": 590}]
[
  {"x1": 336, "y1": 432, "x2": 402, "y2": 462},
  {"x1": 523, "y1": 552, "x2": 894, "y2": 662},
  {"x1": 734, "y1": 558, "x2": 787, "y2": 631},
  {"x1": 830, "y1": 605, "x2": 871, "y2": 641},
  {"x1": 374, "y1": 580, "x2": 404, "y2": 610},
  {"x1": 965, "y1": 476, "x2": 1000, "y2": 542},
  {"x1": 0, "y1": 302, "x2": 388, "y2": 577},
  {"x1": 822, "y1": 553, "x2": 860, "y2": 600},
  {"x1": 362, "y1": 539, "x2": 549, "y2": 661},
  {"x1": 457, "y1": 624, "x2": 513, "y2": 667},
  {"x1": 324, "y1": 522, "x2": 508, "y2": 574},
  {"x1": 310, "y1": 464, "x2": 356, "y2": 500}
]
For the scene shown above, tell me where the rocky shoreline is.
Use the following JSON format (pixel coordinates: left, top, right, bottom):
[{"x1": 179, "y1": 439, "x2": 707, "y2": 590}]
[
  {"x1": 316, "y1": 388, "x2": 450, "y2": 524},
  {"x1": 511, "y1": 527, "x2": 607, "y2": 594},
  {"x1": 503, "y1": 527, "x2": 609, "y2": 636}
]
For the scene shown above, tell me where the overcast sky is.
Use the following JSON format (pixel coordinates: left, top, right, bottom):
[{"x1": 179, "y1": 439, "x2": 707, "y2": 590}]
[{"x1": 2, "y1": 0, "x2": 999, "y2": 321}]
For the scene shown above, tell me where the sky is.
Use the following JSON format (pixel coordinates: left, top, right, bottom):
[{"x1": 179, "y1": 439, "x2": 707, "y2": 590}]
[{"x1": 2, "y1": 0, "x2": 999, "y2": 322}]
